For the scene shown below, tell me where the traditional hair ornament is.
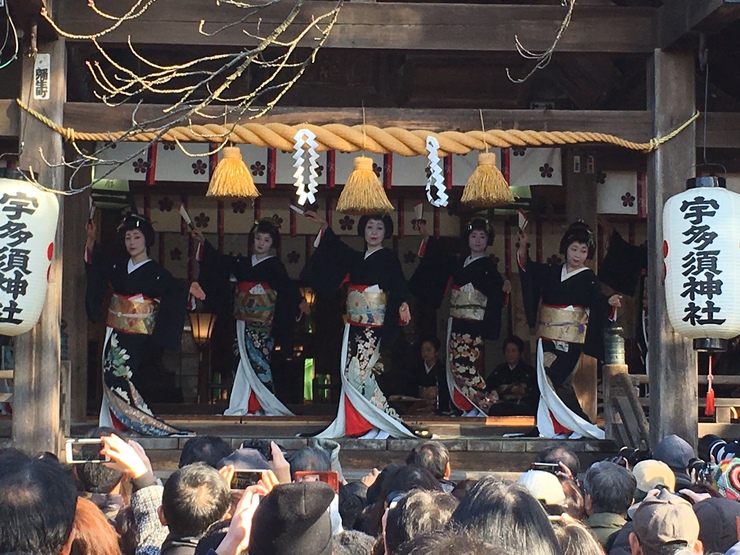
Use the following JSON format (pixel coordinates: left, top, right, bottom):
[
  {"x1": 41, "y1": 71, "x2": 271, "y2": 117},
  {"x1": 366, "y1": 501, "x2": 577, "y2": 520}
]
[
  {"x1": 559, "y1": 221, "x2": 596, "y2": 259},
  {"x1": 292, "y1": 128, "x2": 320, "y2": 206},
  {"x1": 425, "y1": 135, "x2": 448, "y2": 207},
  {"x1": 117, "y1": 213, "x2": 155, "y2": 247},
  {"x1": 465, "y1": 217, "x2": 494, "y2": 247}
]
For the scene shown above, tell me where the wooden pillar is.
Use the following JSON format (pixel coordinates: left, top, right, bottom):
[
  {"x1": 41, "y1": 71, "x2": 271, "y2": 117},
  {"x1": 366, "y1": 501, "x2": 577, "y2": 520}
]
[
  {"x1": 63, "y1": 157, "x2": 89, "y2": 423},
  {"x1": 13, "y1": 35, "x2": 67, "y2": 455},
  {"x1": 565, "y1": 149, "x2": 599, "y2": 421},
  {"x1": 647, "y1": 49, "x2": 697, "y2": 449}
]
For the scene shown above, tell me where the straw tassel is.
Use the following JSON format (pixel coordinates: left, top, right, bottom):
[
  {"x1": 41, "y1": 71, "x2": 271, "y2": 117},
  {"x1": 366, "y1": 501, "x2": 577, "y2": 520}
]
[
  {"x1": 460, "y1": 152, "x2": 515, "y2": 207},
  {"x1": 336, "y1": 156, "x2": 394, "y2": 214},
  {"x1": 705, "y1": 355, "x2": 715, "y2": 417},
  {"x1": 206, "y1": 146, "x2": 260, "y2": 199}
]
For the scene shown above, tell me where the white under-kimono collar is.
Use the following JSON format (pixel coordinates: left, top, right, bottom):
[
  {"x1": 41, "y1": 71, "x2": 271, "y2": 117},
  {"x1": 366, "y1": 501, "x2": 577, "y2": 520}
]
[
  {"x1": 128, "y1": 258, "x2": 152, "y2": 274},
  {"x1": 364, "y1": 247, "x2": 382, "y2": 259},
  {"x1": 561, "y1": 264, "x2": 589, "y2": 282},
  {"x1": 252, "y1": 254, "x2": 275, "y2": 266},
  {"x1": 464, "y1": 253, "x2": 486, "y2": 267}
]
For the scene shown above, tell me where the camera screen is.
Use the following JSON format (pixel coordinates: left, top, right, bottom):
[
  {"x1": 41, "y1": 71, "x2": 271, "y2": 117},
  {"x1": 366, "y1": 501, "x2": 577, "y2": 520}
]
[
  {"x1": 231, "y1": 470, "x2": 264, "y2": 490},
  {"x1": 68, "y1": 440, "x2": 106, "y2": 463}
]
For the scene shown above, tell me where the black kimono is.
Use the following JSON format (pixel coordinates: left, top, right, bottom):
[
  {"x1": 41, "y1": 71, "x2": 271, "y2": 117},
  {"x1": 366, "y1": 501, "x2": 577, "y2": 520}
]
[
  {"x1": 485, "y1": 360, "x2": 538, "y2": 416},
  {"x1": 519, "y1": 255, "x2": 609, "y2": 438},
  {"x1": 301, "y1": 228, "x2": 414, "y2": 438},
  {"x1": 197, "y1": 240, "x2": 302, "y2": 416},
  {"x1": 410, "y1": 237, "x2": 505, "y2": 415},
  {"x1": 85, "y1": 248, "x2": 187, "y2": 437}
]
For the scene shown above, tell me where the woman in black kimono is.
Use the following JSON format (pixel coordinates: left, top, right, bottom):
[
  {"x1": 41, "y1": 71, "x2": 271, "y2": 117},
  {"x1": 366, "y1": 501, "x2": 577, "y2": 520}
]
[
  {"x1": 517, "y1": 222, "x2": 621, "y2": 439},
  {"x1": 410, "y1": 218, "x2": 508, "y2": 416},
  {"x1": 192, "y1": 220, "x2": 307, "y2": 416},
  {"x1": 301, "y1": 211, "x2": 415, "y2": 439},
  {"x1": 85, "y1": 214, "x2": 202, "y2": 437}
]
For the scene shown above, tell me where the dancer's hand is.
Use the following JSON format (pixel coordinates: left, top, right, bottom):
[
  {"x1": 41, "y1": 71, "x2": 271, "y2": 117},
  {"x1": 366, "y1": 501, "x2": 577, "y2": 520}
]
[
  {"x1": 417, "y1": 221, "x2": 430, "y2": 240},
  {"x1": 101, "y1": 435, "x2": 150, "y2": 480},
  {"x1": 304, "y1": 211, "x2": 328, "y2": 231},
  {"x1": 85, "y1": 221, "x2": 96, "y2": 251},
  {"x1": 190, "y1": 228, "x2": 205, "y2": 244},
  {"x1": 297, "y1": 300, "x2": 310, "y2": 321},
  {"x1": 503, "y1": 279, "x2": 512, "y2": 294},
  {"x1": 608, "y1": 294, "x2": 622, "y2": 308},
  {"x1": 190, "y1": 282, "x2": 206, "y2": 301},
  {"x1": 399, "y1": 302, "x2": 411, "y2": 325}
]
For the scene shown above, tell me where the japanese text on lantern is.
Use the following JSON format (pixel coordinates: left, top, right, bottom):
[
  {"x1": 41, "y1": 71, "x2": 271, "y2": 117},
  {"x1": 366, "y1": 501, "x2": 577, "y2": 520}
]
[
  {"x1": 0, "y1": 192, "x2": 39, "y2": 325},
  {"x1": 680, "y1": 196, "x2": 725, "y2": 326}
]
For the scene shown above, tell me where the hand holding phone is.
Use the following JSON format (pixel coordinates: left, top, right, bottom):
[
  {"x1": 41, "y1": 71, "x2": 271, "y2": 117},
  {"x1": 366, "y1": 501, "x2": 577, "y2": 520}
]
[
  {"x1": 530, "y1": 462, "x2": 560, "y2": 474},
  {"x1": 231, "y1": 470, "x2": 267, "y2": 491},
  {"x1": 65, "y1": 439, "x2": 108, "y2": 464}
]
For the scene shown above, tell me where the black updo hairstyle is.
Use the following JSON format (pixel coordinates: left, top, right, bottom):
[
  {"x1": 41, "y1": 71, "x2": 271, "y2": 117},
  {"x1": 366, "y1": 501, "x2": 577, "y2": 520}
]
[
  {"x1": 249, "y1": 218, "x2": 281, "y2": 251},
  {"x1": 357, "y1": 214, "x2": 394, "y2": 240},
  {"x1": 464, "y1": 218, "x2": 494, "y2": 247},
  {"x1": 559, "y1": 221, "x2": 596, "y2": 260},
  {"x1": 117, "y1": 213, "x2": 155, "y2": 248}
]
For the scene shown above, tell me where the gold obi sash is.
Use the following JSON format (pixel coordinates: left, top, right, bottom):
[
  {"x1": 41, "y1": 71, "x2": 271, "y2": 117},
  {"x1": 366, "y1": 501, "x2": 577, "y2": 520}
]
[
  {"x1": 107, "y1": 293, "x2": 158, "y2": 335},
  {"x1": 450, "y1": 286, "x2": 488, "y2": 321},
  {"x1": 346, "y1": 285, "x2": 387, "y2": 327},
  {"x1": 233, "y1": 281, "x2": 277, "y2": 325},
  {"x1": 537, "y1": 304, "x2": 589, "y2": 344}
]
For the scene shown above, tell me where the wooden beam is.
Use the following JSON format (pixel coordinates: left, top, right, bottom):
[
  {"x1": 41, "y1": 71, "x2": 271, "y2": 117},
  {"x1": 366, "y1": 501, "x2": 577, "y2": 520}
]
[
  {"x1": 6, "y1": 0, "x2": 56, "y2": 42},
  {"x1": 56, "y1": 1, "x2": 657, "y2": 53},
  {"x1": 12, "y1": 35, "x2": 66, "y2": 456},
  {"x1": 61, "y1": 103, "x2": 740, "y2": 149},
  {"x1": 658, "y1": 0, "x2": 740, "y2": 49},
  {"x1": 63, "y1": 102, "x2": 654, "y2": 141},
  {"x1": 646, "y1": 49, "x2": 697, "y2": 450}
]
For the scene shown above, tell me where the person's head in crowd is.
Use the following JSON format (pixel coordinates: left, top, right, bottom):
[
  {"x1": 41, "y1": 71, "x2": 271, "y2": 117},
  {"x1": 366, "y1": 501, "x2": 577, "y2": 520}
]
[
  {"x1": 583, "y1": 461, "x2": 636, "y2": 517},
  {"x1": 405, "y1": 441, "x2": 451, "y2": 481},
  {"x1": 394, "y1": 529, "x2": 506, "y2": 555},
  {"x1": 249, "y1": 481, "x2": 335, "y2": 555},
  {"x1": 365, "y1": 465, "x2": 442, "y2": 537},
  {"x1": 160, "y1": 462, "x2": 231, "y2": 539},
  {"x1": 0, "y1": 448, "x2": 78, "y2": 555},
  {"x1": 652, "y1": 434, "x2": 694, "y2": 489},
  {"x1": 518, "y1": 470, "x2": 567, "y2": 515},
  {"x1": 332, "y1": 530, "x2": 375, "y2": 555},
  {"x1": 366, "y1": 464, "x2": 404, "y2": 506},
  {"x1": 450, "y1": 479, "x2": 478, "y2": 502},
  {"x1": 693, "y1": 497, "x2": 740, "y2": 554},
  {"x1": 114, "y1": 506, "x2": 137, "y2": 555},
  {"x1": 384, "y1": 490, "x2": 458, "y2": 555},
  {"x1": 537, "y1": 446, "x2": 581, "y2": 477},
  {"x1": 218, "y1": 447, "x2": 271, "y2": 471},
  {"x1": 193, "y1": 519, "x2": 231, "y2": 555},
  {"x1": 552, "y1": 520, "x2": 605, "y2": 555},
  {"x1": 502, "y1": 335, "x2": 526, "y2": 367},
  {"x1": 451, "y1": 476, "x2": 561, "y2": 555},
  {"x1": 180, "y1": 436, "x2": 233, "y2": 469},
  {"x1": 70, "y1": 497, "x2": 122, "y2": 555},
  {"x1": 558, "y1": 475, "x2": 587, "y2": 521},
  {"x1": 76, "y1": 427, "x2": 126, "y2": 496},
  {"x1": 339, "y1": 484, "x2": 365, "y2": 530},
  {"x1": 287, "y1": 446, "x2": 332, "y2": 481},
  {"x1": 628, "y1": 489, "x2": 702, "y2": 555},
  {"x1": 632, "y1": 460, "x2": 675, "y2": 500},
  {"x1": 419, "y1": 336, "x2": 441, "y2": 367}
]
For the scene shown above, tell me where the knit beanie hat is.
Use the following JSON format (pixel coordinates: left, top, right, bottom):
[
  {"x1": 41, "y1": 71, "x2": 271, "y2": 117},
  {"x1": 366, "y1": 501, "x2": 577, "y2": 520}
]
[{"x1": 248, "y1": 481, "x2": 334, "y2": 555}]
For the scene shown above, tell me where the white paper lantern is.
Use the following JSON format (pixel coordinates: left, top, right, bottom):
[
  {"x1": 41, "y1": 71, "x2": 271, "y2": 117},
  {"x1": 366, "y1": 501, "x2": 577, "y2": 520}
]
[
  {"x1": 663, "y1": 176, "x2": 740, "y2": 351},
  {"x1": 0, "y1": 178, "x2": 59, "y2": 336}
]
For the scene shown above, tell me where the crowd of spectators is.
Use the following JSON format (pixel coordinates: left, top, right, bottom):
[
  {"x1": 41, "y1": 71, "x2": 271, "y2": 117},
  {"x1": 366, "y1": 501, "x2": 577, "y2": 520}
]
[{"x1": 4, "y1": 430, "x2": 740, "y2": 555}]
